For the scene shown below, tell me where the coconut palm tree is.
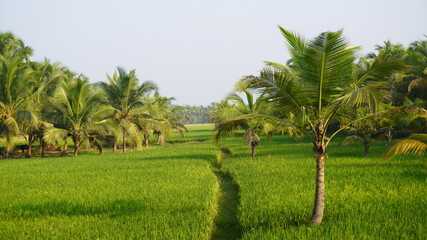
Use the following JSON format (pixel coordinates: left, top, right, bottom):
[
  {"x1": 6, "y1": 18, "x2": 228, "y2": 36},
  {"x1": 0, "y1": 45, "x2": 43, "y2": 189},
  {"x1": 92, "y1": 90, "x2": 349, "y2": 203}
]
[
  {"x1": 233, "y1": 27, "x2": 407, "y2": 224},
  {"x1": 384, "y1": 41, "x2": 427, "y2": 160},
  {"x1": 45, "y1": 76, "x2": 115, "y2": 156},
  {"x1": 147, "y1": 93, "x2": 188, "y2": 146},
  {"x1": 0, "y1": 33, "x2": 38, "y2": 157},
  {"x1": 0, "y1": 32, "x2": 33, "y2": 61},
  {"x1": 213, "y1": 91, "x2": 275, "y2": 157},
  {"x1": 99, "y1": 67, "x2": 157, "y2": 152},
  {"x1": 338, "y1": 107, "x2": 382, "y2": 156},
  {"x1": 383, "y1": 106, "x2": 427, "y2": 160},
  {"x1": 406, "y1": 39, "x2": 427, "y2": 101},
  {"x1": 21, "y1": 59, "x2": 67, "y2": 157},
  {"x1": 0, "y1": 55, "x2": 38, "y2": 157}
]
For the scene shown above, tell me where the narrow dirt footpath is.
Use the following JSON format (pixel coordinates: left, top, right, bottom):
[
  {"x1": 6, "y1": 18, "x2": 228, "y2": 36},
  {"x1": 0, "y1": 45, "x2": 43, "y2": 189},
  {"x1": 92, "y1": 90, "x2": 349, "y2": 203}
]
[{"x1": 210, "y1": 148, "x2": 242, "y2": 240}]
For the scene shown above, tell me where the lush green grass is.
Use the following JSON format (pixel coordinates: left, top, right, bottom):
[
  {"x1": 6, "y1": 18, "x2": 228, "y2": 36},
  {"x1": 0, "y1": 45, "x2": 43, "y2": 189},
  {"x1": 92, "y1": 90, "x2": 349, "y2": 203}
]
[
  {"x1": 168, "y1": 124, "x2": 216, "y2": 144},
  {"x1": 219, "y1": 135, "x2": 426, "y2": 239},
  {"x1": 0, "y1": 142, "x2": 220, "y2": 239},
  {"x1": 1, "y1": 124, "x2": 425, "y2": 239}
]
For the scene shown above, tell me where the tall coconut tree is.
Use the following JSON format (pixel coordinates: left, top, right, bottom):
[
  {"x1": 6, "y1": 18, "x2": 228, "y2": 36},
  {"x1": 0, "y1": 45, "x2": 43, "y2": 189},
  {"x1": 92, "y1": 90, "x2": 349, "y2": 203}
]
[
  {"x1": 0, "y1": 33, "x2": 37, "y2": 157},
  {"x1": 99, "y1": 67, "x2": 157, "y2": 152},
  {"x1": 45, "y1": 76, "x2": 115, "y2": 156},
  {"x1": 232, "y1": 27, "x2": 407, "y2": 224},
  {"x1": 406, "y1": 39, "x2": 427, "y2": 102},
  {"x1": 385, "y1": 45, "x2": 427, "y2": 159},
  {"x1": 0, "y1": 32, "x2": 33, "y2": 61},
  {"x1": 0, "y1": 55, "x2": 38, "y2": 157},
  {"x1": 22, "y1": 59, "x2": 67, "y2": 157}
]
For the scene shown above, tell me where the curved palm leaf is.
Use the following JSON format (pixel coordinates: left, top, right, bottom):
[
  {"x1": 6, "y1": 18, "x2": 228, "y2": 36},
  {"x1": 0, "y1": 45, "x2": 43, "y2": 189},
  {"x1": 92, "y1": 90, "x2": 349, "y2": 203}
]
[{"x1": 385, "y1": 134, "x2": 427, "y2": 159}]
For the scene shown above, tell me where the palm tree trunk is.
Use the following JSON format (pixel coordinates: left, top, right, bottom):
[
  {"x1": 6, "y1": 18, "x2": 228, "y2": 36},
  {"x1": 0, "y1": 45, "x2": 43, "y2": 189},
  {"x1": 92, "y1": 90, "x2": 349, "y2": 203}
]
[
  {"x1": 123, "y1": 132, "x2": 127, "y2": 152},
  {"x1": 26, "y1": 134, "x2": 33, "y2": 158},
  {"x1": 311, "y1": 150, "x2": 325, "y2": 225},
  {"x1": 62, "y1": 137, "x2": 68, "y2": 156},
  {"x1": 158, "y1": 134, "x2": 165, "y2": 146},
  {"x1": 251, "y1": 143, "x2": 257, "y2": 158},
  {"x1": 41, "y1": 137, "x2": 47, "y2": 157},
  {"x1": 364, "y1": 141, "x2": 370, "y2": 157},
  {"x1": 4, "y1": 136, "x2": 12, "y2": 158},
  {"x1": 155, "y1": 131, "x2": 160, "y2": 144},
  {"x1": 73, "y1": 135, "x2": 80, "y2": 156},
  {"x1": 97, "y1": 142, "x2": 103, "y2": 154},
  {"x1": 385, "y1": 128, "x2": 393, "y2": 147},
  {"x1": 39, "y1": 136, "x2": 43, "y2": 152},
  {"x1": 73, "y1": 143, "x2": 79, "y2": 156},
  {"x1": 311, "y1": 123, "x2": 326, "y2": 225},
  {"x1": 144, "y1": 133, "x2": 149, "y2": 147},
  {"x1": 112, "y1": 141, "x2": 117, "y2": 153}
]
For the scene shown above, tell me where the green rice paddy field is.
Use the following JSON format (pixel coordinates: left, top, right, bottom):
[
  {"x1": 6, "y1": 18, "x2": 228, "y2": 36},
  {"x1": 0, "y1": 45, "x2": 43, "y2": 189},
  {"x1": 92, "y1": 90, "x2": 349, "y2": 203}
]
[{"x1": 0, "y1": 125, "x2": 426, "y2": 239}]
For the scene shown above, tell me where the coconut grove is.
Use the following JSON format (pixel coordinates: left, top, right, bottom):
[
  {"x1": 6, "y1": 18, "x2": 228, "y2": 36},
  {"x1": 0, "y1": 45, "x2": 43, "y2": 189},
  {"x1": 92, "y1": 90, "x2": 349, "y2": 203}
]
[{"x1": 0, "y1": 28, "x2": 426, "y2": 239}]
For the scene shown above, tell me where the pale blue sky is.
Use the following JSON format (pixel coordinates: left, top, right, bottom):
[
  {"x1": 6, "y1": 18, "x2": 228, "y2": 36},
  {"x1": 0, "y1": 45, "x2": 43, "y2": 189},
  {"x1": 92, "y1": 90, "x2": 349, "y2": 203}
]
[{"x1": 1, "y1": 0, "x2": 426, "y2": 105}]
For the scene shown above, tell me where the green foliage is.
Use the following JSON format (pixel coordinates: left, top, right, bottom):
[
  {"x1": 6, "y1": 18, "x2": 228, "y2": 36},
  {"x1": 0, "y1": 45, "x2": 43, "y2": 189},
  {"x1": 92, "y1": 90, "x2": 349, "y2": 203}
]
[
  {"x1": 219, "y1": 135, "x2": 426, "y2": 239},
  {"x1": 0, "y1": 54, "x2": 37, "y2": 155},
  {"x1": 0, "y1": 125, "x2": 425, "y2": 239},
  {"x1": 45, "y1": 76, "x2": 116, "y2": 156},
  {"x1": 0, "y1": 141, "x2": 219, "y2": 239},
  {"x1": 385, "y1": 134, "x2": 427, "y2": 159},
  {"x1": 177, "y1": 104, "x2": 216, "y2": 124},
  {"x1": 100, "y1": 67, "x2": 157, "y2": 151}
]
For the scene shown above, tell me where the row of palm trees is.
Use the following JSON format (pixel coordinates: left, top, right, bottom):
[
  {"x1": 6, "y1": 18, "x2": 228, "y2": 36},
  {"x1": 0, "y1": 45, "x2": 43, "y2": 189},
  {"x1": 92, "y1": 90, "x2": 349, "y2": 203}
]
[
  {"x1": 0, "y1": 32, "x2": 187, "y2": 158},
  {"x1": 211, "y1": 27, "x2": 427, "y2": 225}
]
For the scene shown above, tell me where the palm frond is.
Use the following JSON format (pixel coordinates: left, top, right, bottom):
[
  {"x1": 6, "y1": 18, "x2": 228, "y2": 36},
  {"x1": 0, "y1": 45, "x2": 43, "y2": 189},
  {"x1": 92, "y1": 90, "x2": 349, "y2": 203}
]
[
  {"x1": 408, "y1": 77, "x2": 427, "y2": 92},
  {"x1": 2, "y1": 117, "x2": 20, "y2": 135},
  {"x1": 44, "y1": 127, "x2": 68, "y2": 144},
  {"x1": 338, "y1": 135, "x2": 363, "y2": 148},
  {"x1": 384, "y1": 134, "x2": 427, "y2": 159},
  {"x1": 296, "y1": 30, "x2": 358, "y2": 113},
  {"x1": 278, "y1": 26, "x2": 306, "y2": 56},
  {"x1": 235, "y1": 67, "x2": 307, "y2": 117}
]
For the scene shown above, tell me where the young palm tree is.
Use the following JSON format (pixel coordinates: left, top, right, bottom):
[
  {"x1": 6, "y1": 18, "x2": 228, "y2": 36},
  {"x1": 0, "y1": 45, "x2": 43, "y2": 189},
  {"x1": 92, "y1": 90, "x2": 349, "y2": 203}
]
[
  {"x1": 213, "y1": 91, "x2": 274, "y2": 157},
  {"x1": 233, "y1": 27, "x2": 407, "y2": 224},
  {"x1": 339, "y1": 107, "x2": 382, "y2": 156},
  {"x1": 148, "y1": 93, "x2": 188, "y2": 146},
  {"x1": 99, "y1": 67, "x2": 157, "y2": 152},
  {"x1": 46, "y1": 76, "x2": 114, "y2": 156}
]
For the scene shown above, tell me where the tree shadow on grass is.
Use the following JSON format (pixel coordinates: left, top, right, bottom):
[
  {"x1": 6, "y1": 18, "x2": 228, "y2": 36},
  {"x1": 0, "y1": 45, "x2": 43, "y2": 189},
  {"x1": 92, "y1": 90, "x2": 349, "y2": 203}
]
[
  {"x1": 4, "y1": 199, "x2": 146, "y2": 218},
  {"x1": 135, "y1": 154, "x2": 217, "y2": 163}
]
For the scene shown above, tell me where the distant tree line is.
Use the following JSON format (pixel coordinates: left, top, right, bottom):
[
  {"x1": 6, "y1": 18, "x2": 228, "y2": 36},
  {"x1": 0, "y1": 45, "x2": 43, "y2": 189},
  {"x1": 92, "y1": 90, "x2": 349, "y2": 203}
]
[{"x1": 177, "y1": 104, "x2": 217, "y2": 124}]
